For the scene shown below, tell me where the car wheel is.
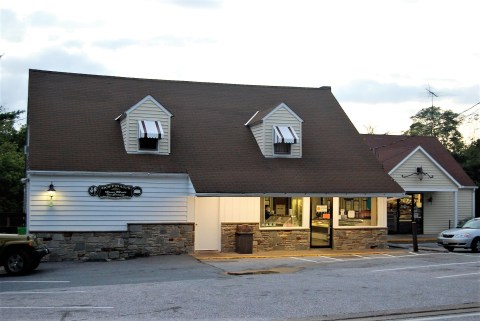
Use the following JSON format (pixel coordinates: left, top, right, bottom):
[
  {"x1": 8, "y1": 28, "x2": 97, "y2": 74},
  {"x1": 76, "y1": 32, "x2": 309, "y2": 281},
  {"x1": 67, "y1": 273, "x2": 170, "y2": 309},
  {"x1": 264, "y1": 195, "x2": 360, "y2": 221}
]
[
  {"x1": 471, "y1": 237, "x2": 480, "y2": 253},
  {"x1": 4, "y1": 249, "x2": 32, "y2": 275},
  {"x1": 443, "y1": 246, "x2": 454, "y2": 252}
]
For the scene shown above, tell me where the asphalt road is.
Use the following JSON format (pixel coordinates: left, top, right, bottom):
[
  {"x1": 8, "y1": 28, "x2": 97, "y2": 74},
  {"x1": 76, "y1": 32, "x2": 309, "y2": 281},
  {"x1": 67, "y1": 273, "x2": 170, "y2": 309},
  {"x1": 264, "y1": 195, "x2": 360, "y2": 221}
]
[{"x1": 0, "y1": 249, "x2": 479, "y2": 321}]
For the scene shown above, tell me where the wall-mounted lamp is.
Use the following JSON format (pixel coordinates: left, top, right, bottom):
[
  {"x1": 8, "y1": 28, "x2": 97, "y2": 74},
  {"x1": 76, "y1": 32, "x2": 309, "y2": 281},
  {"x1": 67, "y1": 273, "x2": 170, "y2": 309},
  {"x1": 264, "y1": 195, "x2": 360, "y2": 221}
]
[
  {"x1": 427, "y1": 195, "x2": 433, "y2": 203},
  {"x1": 402, "y1": 166, "x2": 434, "y2": 181},
  {"x1": 47, "y1": 182, "x2": 56, "y2": 207}
]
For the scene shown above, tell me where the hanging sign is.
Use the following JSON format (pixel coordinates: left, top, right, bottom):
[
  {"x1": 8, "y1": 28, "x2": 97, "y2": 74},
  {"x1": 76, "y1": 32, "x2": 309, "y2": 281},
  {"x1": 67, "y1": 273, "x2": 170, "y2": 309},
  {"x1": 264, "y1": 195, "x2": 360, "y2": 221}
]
[{"x1": 88, "y1": 183, "x2": 142, "y2": 199}]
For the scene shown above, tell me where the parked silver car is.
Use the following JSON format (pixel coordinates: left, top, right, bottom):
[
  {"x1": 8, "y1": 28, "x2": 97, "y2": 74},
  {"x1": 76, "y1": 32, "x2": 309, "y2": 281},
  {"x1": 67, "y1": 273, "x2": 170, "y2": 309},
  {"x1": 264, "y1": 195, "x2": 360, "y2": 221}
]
[{"x1": 437, "y1": 218, "x2": 480, "y2": 252}]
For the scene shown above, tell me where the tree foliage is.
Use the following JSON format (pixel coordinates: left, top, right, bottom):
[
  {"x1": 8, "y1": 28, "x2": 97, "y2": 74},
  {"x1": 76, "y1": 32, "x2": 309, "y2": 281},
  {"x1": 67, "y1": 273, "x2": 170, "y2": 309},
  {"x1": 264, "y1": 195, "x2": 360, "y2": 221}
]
[
  {"x1": 454, "y1": 139, "x2": 480, "y2": 186},
  {"x1": 0, "y1": 107, "x2": 26, "y2": 214},
  {"x1": 404, "y1": 106, "x2": 464, "y2": 154}
]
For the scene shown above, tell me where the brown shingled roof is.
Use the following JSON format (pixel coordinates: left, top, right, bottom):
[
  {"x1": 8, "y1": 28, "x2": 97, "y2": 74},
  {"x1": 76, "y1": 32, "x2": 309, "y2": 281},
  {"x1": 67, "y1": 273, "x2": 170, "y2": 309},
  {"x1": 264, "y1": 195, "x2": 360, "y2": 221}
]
[
  {"x1": 362, "y1": 134, "x2": 476, "y2": 187},
  {"x1": 27, "y1": 70, "x2": 403, "y2": 195}
]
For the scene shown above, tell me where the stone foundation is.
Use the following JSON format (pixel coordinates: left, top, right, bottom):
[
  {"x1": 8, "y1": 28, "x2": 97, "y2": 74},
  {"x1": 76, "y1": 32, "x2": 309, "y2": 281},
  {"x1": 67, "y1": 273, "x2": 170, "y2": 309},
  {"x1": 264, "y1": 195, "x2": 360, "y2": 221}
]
[
  {"x1": 332, "y1": 228, "x2": 387, "y2": 250},
  {"x1": 35, "y1": 223, "x2": 194, "y2": 262},
  {"x1": 221, "y1": 223, "x2": 310, "y2": 252}
]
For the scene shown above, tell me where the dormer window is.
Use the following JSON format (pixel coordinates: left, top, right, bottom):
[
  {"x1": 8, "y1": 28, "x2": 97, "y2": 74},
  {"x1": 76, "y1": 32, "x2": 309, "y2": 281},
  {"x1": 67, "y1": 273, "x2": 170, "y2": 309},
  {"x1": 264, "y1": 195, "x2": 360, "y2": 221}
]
[
  {"x1": 138, "y1": 120, "x2": 164, "y2": 151},
  {"x1": 273, "y1": 126, "x2": 298, "y2": 155},
  {"x1": 274, "y1": 143, "x2": 291, "y2": 154},
  {"x1": 245, "y1": 103, "x2": 303, "y2": 158},
  {"x1": 116, "y1": 95, "x2": 173, "y2": 155}
]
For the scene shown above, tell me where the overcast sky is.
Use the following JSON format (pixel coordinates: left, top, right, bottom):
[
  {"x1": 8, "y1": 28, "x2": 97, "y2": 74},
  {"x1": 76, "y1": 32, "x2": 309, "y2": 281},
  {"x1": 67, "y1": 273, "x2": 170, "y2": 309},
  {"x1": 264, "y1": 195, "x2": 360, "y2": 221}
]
[{"x1": 1, "y1": 0, "x2": 479, "y2": 140}]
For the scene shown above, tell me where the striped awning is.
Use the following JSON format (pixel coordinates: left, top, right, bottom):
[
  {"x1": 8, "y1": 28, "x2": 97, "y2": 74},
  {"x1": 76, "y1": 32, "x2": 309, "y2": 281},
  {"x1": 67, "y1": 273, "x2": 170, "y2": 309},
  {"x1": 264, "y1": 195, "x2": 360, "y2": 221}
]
[
  {"x1": 274, "y1": 126, "x2": 298, "y2": 144},
  {"x1": 138, "y1": 120, "x2": 164, "y2": 139}
]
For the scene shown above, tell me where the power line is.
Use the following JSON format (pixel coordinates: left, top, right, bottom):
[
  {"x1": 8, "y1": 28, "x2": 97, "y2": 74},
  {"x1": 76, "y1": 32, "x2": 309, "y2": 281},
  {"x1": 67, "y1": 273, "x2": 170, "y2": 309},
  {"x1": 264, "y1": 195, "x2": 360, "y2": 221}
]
[
  {"x1": 460, "y1": 107, "x2": 480, "y2": 120},
  {"x1": 458, "y1": 101, "x2": 480, "y2": 115}
]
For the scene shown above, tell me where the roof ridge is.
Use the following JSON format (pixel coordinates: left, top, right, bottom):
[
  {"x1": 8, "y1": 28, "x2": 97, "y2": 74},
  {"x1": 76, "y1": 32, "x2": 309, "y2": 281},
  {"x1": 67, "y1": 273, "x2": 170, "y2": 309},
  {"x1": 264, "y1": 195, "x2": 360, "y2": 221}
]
[{"x1": 29, "y1": 69, "x2": 331, "y2": 91}]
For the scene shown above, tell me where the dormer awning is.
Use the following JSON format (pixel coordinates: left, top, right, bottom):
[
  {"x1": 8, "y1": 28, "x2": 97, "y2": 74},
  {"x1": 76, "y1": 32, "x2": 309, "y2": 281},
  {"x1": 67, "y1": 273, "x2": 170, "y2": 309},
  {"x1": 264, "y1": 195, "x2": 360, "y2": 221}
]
[
  {"x1": 274, "y1": 126, "x2": 298, "y2": 144},
  {"x1": 138, "y1": 120, "x2": 164, "y2": 139}
]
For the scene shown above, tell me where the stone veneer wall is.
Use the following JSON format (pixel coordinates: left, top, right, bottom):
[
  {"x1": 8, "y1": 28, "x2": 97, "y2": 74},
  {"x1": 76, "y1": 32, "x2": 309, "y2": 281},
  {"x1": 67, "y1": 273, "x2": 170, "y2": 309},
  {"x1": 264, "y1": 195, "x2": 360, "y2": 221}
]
[
  {"x1": 332, "y1": 228, "x2": 387, "y2": 250},
  {"x1": 221, "y1": 223, "x2": 310, "y2": 252},
  {"x1": 35, "y1": 223, "x2": 194, "y2": 262}
]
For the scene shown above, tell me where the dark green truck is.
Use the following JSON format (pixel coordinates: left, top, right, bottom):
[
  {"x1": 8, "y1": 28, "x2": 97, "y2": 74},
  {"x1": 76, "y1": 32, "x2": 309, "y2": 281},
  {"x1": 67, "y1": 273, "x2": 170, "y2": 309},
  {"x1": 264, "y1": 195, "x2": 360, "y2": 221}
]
[{"x1": 0, "y1": 233, "x2": 50, "y2": 275}]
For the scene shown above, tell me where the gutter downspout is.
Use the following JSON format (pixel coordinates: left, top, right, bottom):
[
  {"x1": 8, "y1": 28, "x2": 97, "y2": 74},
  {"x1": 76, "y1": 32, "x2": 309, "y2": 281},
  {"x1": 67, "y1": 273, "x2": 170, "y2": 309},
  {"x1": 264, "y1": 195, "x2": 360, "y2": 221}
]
[
  {"x1": 473, "y1": 189, "x2": 476, "y2": 219},
  {"x1": 454, "y1": 190, "x2": 458, "y2": 227}
]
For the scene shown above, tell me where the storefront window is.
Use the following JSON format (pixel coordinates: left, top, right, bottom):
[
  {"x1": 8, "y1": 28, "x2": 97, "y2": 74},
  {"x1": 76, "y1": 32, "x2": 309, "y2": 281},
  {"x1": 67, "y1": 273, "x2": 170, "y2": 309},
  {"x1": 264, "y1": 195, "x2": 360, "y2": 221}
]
[
  {"x1": 338, "y1": 197, "x2": 377, "y2": 227},
  {"x1": 261, "y1": 197, "x2": 303, "y2": 228},
  {"x1": 387, "y1": 194, "x2": 423, "y2": 234}
]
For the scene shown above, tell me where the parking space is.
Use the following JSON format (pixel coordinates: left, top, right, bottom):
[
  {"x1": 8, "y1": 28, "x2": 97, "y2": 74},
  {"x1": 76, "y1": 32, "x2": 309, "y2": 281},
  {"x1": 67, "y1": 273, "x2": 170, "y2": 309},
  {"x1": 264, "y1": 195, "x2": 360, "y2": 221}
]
[
  {"x1": 0, "y1": 251, "x2": 478, "y2": 321},
  {"x1": 202, "y1": 251, "x2": 480, "y2": 277}
]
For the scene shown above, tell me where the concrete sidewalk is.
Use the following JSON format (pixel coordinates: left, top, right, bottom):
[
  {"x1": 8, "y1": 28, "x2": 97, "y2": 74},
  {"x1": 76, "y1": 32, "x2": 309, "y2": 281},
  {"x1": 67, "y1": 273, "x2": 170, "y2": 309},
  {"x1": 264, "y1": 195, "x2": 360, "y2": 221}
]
[
  {"x1": 192, "y1": 247, "x2": 409, "y2": 260},
  {"x1": 387, "y1": 234, "x2": 437, "y2": 243},
  {"x1": 192, "y1": 234, "x2": 443, "y2": 260},
  {"x1": 387, "y1": 233, "x2": 447, "y2": 252}
]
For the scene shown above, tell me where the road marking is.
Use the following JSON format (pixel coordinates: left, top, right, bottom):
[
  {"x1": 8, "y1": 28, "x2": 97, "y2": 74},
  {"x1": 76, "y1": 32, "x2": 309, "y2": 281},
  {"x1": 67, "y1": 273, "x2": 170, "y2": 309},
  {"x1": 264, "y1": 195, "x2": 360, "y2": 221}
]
[
  {"x1": 395, "y1": 253, "x2": 438, "y2": 258},
  {"x1": 289, "y1": 257, "x2": 319, "y2": 263},
  {"x1": 0, "y1": 306, "x2": 114, "y2": 309},
  {"x1": 0, "y1": 281, "x2": 70, "y2": 283},
  {"x1": 352, "y1": 254, "x2": 370, "y2": 259},
  {"x1": 450, "y1": 252, "x2": 478, "y2": 258},
  {"x1": 1, "y1": 291, "x2": 86, "y2": 294},
  {"x1": 318, "y1": 256, "x2": 343, "y2": 261},
  {"x1": 372, "y1": 261, "x2": 480, "y2": 272},
  {"x1": 435, "y1": 272, "x2": 480, "y2": 279},
  {"x1": 408, "y1": 252, "x2": 426, "y2": 255},
  {"x1": 399, "y1": 312, "x2": 480, "y2": 320}
]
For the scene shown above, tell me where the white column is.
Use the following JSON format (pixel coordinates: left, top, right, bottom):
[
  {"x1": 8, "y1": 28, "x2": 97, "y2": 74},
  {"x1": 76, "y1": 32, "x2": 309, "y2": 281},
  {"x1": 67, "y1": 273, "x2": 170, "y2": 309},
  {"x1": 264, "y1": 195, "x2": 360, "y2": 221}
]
[
  {"x1": 377, "y1": 197, "x2": 387, "y2": 227},
  {"x1": 332, "y1": 197, "x2": 339, "y2": 228},
  {"x1": 302, "y1": 197, "x2": 310, "y2": 228}
]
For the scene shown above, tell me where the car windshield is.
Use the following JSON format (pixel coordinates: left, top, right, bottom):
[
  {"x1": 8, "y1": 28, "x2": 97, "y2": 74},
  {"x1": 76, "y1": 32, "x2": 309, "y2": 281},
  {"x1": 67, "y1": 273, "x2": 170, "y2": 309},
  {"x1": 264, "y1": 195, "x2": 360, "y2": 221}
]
[{"x1": 461, "y1": 219, "x2": 480, "y2": 229}]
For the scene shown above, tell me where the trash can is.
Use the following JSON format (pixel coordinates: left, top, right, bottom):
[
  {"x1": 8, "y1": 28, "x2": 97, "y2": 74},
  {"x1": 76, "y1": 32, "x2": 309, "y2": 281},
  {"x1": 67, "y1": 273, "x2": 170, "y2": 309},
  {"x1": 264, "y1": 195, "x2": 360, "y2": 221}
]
[{"x1": 235, "y1": 225, "x2": 253, "y2": 254}]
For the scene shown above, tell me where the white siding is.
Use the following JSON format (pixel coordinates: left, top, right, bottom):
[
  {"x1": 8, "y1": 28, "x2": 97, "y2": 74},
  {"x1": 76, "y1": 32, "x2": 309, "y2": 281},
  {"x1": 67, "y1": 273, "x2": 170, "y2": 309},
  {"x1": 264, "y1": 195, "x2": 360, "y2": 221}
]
[
  {"x1": 250, "y1": 124, "x2": 265, "y2": 155},
  {"x1": 263, "y1": 106, "x2": 302, "y2": 158},
  {"x1": 219, "y1": 197, "x2": 260, "y2": 222},
  {"x1": 391, "y1": 150, "x2": 457, "y2": 190},
  {"x1": 27, "y1": 173, "x2": 194, "y2": 232},
  {"x1": 423, "y1": 191, "x2": 455, "y2": 233},
  {"x1": 120, "y1": 118, "x2": 129, "y2": 151},
  {"x1": 458, "y1": 189, "x2": 474, "y2": 221}
]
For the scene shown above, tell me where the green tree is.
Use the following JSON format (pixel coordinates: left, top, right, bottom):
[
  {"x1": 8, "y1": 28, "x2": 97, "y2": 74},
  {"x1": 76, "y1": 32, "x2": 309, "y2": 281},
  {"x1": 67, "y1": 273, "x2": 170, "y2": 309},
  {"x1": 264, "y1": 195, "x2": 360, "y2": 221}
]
[
  {"x1": 404, "y1": 106, "x2": 464, "y2": 154},
  {"x1": 454, "y1": 139, "x2": 480, "y2": 186},
  {"x1": 0, "y1": 107, "x2": 26, "y2": 214}
]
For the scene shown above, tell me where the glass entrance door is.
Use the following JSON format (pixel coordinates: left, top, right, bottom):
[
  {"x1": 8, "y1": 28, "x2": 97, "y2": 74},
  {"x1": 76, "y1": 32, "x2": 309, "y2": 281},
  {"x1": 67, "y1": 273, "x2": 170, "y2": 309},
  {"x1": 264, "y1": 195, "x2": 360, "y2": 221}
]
[
  {"x1": 310, "y1": 197, "x2": 332, "y2": 247},
  {"x1": 387, "y1": 194, "x2": 424, "y2": 234}
]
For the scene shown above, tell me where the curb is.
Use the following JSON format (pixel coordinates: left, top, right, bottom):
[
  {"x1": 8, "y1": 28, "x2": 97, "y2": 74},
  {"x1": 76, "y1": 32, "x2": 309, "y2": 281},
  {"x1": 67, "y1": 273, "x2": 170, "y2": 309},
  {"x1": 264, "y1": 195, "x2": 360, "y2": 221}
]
[
  {"x1": 192, "y1": 249, "x2": 409, "y2": 260},
  {"x1": 387, "y1": 243, "x2": 448, "y2": 252}
]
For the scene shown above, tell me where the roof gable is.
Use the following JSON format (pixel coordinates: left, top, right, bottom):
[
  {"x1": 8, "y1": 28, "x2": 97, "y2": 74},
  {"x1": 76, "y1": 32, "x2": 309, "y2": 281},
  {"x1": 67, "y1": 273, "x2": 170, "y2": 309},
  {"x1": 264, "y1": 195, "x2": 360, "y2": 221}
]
[
  {"x1": 390, "y1": 146, "x2": 461, "y2": 188},
  {"x1": 116, "y1": 95, "x2": 173, "y2": 120},
  {"x1": 245, "y1": 102, "x2": 303, "y2": 126},
  {"x1": 363, "y1": 134, "x2": 476, "y2": 188}
]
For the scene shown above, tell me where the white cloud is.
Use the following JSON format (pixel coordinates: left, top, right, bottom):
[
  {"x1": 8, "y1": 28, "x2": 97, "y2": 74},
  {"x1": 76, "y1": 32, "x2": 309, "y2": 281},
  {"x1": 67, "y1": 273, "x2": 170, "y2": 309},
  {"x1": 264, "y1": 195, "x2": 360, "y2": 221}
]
[
  {"x1": 0, "y1": 0, "x2": 478, "y2": 139},
  {"x1": 0, "y1": 9, "x2": 26, "y2": 42}
]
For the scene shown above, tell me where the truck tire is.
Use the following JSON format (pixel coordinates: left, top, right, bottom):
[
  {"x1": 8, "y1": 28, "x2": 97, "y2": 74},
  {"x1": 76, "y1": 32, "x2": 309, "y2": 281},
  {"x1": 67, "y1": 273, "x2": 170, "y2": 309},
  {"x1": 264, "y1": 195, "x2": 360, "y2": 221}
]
[{"x1": 3, "y1": 249, "x2": 33, "y2": 275}]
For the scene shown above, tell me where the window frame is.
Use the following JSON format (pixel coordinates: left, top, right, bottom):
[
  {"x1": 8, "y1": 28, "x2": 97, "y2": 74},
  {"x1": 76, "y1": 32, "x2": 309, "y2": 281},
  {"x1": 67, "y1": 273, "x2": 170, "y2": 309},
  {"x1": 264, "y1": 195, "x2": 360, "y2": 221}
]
[
  {"x1": 274, "y1": 142, "x2": 292, "y2": 155},
  {"x1": 336, "y1": 197, "x2": 379, "y2": 228},
  {"x1": 138, "y1": 137, "x2": 159, "y2": 151},
  {"x1": 260, "y1": 197, "x2": 308, "y2": 229}
]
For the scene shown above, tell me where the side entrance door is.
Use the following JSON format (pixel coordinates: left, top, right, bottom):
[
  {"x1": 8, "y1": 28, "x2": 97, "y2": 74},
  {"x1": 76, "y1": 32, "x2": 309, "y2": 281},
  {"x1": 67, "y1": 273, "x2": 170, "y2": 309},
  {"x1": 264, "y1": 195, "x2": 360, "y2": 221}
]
[
  {"x1": 310, "y1": 197, "x2": 333, "y2": 248},
  {"x1": 194, "y1": 197, "x2": 220, "y2": 251}
]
